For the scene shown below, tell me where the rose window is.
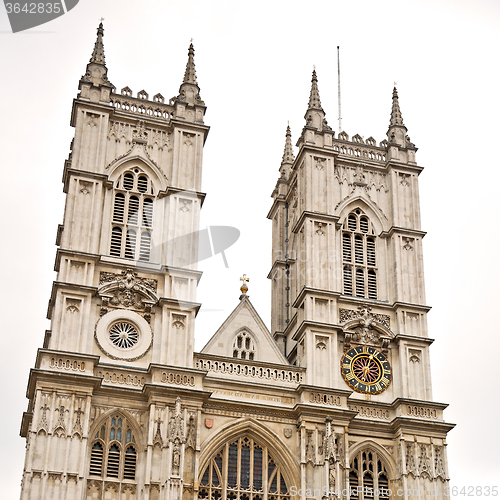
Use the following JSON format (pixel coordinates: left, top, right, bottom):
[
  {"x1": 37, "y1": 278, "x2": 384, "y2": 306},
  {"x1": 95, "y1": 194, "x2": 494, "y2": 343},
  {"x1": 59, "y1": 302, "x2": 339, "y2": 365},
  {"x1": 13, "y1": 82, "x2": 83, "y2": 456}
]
[{"x1": 109, "y1": 321, "x2": 139, "y2": 349}]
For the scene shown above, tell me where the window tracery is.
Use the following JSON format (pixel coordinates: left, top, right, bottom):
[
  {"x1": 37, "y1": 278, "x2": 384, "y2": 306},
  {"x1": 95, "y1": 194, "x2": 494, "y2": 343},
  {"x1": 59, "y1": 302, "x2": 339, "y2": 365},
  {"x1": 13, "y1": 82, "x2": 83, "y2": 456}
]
[
  {"x1": 349, "y1": 450, "x2": 390, "y2": 500},
  {"x1": 232, "y1": 331, "x2": 256, "y2": 360},
  {"x1": 110, "y1": 170, "x2": 154, "y2": 262},
  {"x1": 199, "y1": 437, "x2": 289, "y2": 500},
  {"x1": 342, "y1": 210, "x2": 377, "y2": 299},
  {"x1": 88, "y1": 414, "x2": 138, "y2": 493}
]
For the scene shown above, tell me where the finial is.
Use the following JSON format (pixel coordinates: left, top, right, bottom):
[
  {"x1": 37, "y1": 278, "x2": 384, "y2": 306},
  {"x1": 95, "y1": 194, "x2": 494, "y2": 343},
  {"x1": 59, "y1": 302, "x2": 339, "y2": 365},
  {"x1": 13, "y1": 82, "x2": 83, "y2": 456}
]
[
  {"x1": 80, "y1": 21, "x2": 112, "y2": 89},
  {"x1": 90, "y1": 20, "x2": 106, "y2": 65},
  {"x1": 389, "y1": 85, "x2": 404, "y2": 127},
  {"x1": 281, "y1": 123, "x2": 295, "y2": 166},
  {"x1": 307, "y1": 68, "x2": 323, "y2": 113},
  {"x1": 183, "y1": 41, "x2": 198, "y2": 85},
  {"x1": 239, "y1": 274, "x2": 249, "y2": 299}
]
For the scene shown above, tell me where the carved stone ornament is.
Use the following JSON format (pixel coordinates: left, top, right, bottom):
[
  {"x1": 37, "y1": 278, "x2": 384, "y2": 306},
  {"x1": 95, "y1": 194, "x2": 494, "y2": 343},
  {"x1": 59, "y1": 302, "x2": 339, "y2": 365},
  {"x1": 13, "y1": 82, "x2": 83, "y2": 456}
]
[
  {"x1": 434, "y1": 445, "x2": 446, "y2": 478},
  {"x1": 37, "y1": 403, "x2": 49, "y2": 434},
  {"x1": 400, "y1": 173, "x2": 411, "y2": 186},
  {"x1": 324, "y1": 418, "x2": 337, "y2": 462},
  {"x1": 406, "y1": 442, "x2": 416, "y2": 475},
  {"x1": 168, "y1": 397, "x2": 185, "y2": 443},
  {"x1": 153, "y1": 417, "x2": 163, "y2": 447},
  {"x1": 132, "y1": 120, "x2": 148, "y2": 143},
  {"x1": 418, "y1": 444, "x2": 432, "y2": 477},
  {"x1": 169, "y1": 397, "x2": 185, "y2": 476},
  {"x1": 403, "y1": 237, "x2": 414, "y2": 251},
  {"x1": 53, "y1": 405, "x2": 67, "y2": 437},
  {"x1": 79, "y1": 181, "x2": 93, "y2": 195},
  {"x1": 353, "y1": 165, "x2": 367, "y2": 186},
  {"x1": 98, "y1": 269, "x2": 159, "y2": 317},
  {"x1": 108, "y1": 121, "x2": 128, "y2": 140},
  {"x1": 341, "y1": 306, "x2": 392, "y2": 352},
  {"x1": 71, "y1": 406, "x2": 84, "y2": 437},
  {"x1": 314, "y1": 156, "x2": 326, "y2": 170},
  {"x1": 172, "y1": 314, "x2": 186, "y2": 329},
  {"x1": 315, "y1": 222, "x2": 325, "y2": 236},
  {"x1": 305, "y1": 429, "x2": 314, "y2": 464},
  {"x1": 186, "y1": 412, "x2": 196, "y2": 449},
  {"x1": 339, "y1": 305, "x2": 390, "y2": 328},
  {"x1": 283, "y1": 428, "x2": 292, "y2": 439}
]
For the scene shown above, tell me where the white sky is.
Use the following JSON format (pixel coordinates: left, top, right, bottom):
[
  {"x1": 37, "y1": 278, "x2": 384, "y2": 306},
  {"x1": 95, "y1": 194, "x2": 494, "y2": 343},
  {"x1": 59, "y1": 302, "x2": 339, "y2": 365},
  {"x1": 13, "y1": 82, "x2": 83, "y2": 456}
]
[{"x1": 1, "y1": 0, "x2": 499, "y2": 496}]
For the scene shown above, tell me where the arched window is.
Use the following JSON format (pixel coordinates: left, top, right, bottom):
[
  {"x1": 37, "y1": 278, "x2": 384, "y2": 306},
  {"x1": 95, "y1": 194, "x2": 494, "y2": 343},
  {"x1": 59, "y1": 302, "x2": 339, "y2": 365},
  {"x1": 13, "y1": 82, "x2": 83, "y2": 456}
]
[
  {"x1": 232, "y1": 331, "x2": 256, "y2": 360},
  {"x1": 342, "y1": 210, "x2": 378, "y2": 299},
  {"x1": 349, "y1": 450, "x2": 390, "y2": 500},
  {"x1": 110, "y1": 170, "x2": 155, "y2": 261},
  {"x1": 88, "y1": 414, "x2": 138, "y2": 487},
  {"x1": 199, "y1": 437, "x2": 289, "y2": 500}
]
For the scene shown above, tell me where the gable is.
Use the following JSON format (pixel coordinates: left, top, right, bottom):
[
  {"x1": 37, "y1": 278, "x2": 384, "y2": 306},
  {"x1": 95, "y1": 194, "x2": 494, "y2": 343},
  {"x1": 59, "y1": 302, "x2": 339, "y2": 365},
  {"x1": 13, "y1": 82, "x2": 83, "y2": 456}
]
[{"x1": 200, "y1": 297, "x2": 289, "y2": 365}]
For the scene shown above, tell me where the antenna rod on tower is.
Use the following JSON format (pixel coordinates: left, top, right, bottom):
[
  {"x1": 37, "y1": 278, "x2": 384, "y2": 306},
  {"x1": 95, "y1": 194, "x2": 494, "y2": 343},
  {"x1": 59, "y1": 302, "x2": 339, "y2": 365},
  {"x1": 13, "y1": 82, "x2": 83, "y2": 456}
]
[{"x1": 337, "y1": 46, "x2": 342, "y2": 134}]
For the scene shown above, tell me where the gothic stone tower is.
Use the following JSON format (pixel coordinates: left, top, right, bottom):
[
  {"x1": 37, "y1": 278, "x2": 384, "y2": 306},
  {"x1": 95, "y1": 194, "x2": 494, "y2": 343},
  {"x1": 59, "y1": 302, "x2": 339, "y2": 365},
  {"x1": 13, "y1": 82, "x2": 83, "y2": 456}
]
[
  {"x1": 19, "y1": 24, "x2": 208, "y2": 500},
  {"x1": 268, "y1": 71, "x2": 453, "y2": 498}
]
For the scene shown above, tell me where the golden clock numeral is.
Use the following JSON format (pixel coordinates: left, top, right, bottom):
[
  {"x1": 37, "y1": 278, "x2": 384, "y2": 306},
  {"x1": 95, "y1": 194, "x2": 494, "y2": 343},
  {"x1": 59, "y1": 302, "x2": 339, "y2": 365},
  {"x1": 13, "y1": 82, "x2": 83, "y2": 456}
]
[
  {"x1": 345, "y1": 372, "x2": 355, "y2": 381},
  {"x1": 381, "y1": 376, "x2": 390, "y2": 385},
  {"x1": 373, "y1": 383, "x2": 382, "y2": 392},
  {"x1": 344, "y1": 354, "x2": 352, "y2": 362},
  {"x1": 343, "y1": 363, "x2": 350, "y2": 370}
]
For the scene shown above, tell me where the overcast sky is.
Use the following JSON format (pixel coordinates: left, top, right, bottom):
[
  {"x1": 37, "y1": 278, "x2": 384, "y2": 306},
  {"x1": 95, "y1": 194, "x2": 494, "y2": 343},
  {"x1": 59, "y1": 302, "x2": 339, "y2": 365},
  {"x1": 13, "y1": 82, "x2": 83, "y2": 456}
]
[{"x1": 1, "y1": 0, "x2": 499, "y2": 497}]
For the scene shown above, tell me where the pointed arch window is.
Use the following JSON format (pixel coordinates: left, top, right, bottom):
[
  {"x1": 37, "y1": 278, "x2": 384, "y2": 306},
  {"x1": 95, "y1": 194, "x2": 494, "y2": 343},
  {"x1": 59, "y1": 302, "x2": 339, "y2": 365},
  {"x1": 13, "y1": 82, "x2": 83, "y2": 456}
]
[
  {"x1": 199, "y1": 437, "x2": 289, "y2": 500},
  {"x1": 342, "y1": 210, "x2": 378, "y2": 299},
  {"x1": 232, "y1": 331, "x2": 256, "y2": 360},
  {"x1": 349, "y1": 450, "x2": 390, "y2": 500},
  {"x1": 110, "y1": 170, "x2": 155, "y2": 262},
  {"x1": 88, "y1": 414, "x2": 138, "y2": 487}
]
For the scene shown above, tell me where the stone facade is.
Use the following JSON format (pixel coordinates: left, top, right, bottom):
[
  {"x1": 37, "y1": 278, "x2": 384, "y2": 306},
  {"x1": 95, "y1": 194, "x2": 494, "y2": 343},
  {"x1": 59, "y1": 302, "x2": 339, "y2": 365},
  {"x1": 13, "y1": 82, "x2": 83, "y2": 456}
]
[{"x1": 19, "y1": 24, "x2": 453, "y2": 500}]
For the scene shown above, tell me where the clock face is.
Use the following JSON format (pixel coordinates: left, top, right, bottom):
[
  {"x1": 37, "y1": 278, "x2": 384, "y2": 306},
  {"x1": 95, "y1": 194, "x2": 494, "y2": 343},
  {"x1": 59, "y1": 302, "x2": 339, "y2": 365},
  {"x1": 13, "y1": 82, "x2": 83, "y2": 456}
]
[{"x1": 341, "y1": 345, "x2": 392, "y2": 394}]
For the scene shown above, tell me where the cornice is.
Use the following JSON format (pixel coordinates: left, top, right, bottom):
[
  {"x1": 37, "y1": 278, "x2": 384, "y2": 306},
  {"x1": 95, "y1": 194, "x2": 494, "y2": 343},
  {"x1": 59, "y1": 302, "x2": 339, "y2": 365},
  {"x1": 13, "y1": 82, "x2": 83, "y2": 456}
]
[
  {"x1": 47, "y1": 281, "x2": 97, "y2": 319},
  {"x1": 26, "y1": 368, "x2": 102, "y2": 400},
  {"x1": 292, "y1": 287, "x2": 341, "y2": 309},
  {"x1": 291, "y1": 211, "x2": 340, "y2": 234},
  {"x1": 62, "y1": 165, "x2": 109, "y2": 194},
  {"x1": 380, "y1": 226, "x2": 427, "y2": 239},
  {"x1": 160, "y1": 185, "x2": 206, "y2": 206},
  {"x1": 266, "y1": 258, "x2": 295, "y2": 280},
  {"x1": 385, "y1": 160, "x2": 423, "y2": 175}
]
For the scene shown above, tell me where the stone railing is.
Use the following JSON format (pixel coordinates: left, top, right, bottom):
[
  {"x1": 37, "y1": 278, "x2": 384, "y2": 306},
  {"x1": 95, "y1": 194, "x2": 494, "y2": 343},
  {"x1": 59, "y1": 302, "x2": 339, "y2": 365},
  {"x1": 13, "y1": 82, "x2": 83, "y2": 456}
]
[
  {"x1": 194, "y1": 355, "x2": 303, "y2": 385},
  {"x1": 110, "y1": 94, "x2": 174, "y2": 122},
  {"x1": 332, "y1": 140, "x2": 387, "y2": 163}
]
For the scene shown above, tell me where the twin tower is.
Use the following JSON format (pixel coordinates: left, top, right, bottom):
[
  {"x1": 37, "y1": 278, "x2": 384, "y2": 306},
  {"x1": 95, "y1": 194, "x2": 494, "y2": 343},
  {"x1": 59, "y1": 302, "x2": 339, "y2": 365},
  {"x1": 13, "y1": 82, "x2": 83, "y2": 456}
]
[{"x1": 19, "y1": 23, "x2": 453, "y2": 500}]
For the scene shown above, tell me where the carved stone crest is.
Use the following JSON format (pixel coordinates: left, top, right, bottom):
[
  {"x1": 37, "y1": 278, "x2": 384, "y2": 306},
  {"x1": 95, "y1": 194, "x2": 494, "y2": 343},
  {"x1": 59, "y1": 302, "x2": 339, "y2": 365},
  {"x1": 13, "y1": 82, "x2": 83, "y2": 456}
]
[
  {"x1": 98, "y1": 269, "x2": 159, "y2": 318},
  {"x1": 283, "y1": 428, "x2": 292, "y2": 439}
]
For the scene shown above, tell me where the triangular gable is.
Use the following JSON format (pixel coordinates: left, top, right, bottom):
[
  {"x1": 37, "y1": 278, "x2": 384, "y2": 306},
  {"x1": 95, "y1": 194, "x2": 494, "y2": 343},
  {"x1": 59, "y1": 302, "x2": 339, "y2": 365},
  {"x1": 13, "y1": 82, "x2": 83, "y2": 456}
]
[{"x1": 200, "y1": 297, "x2": 289, "y2": 365}]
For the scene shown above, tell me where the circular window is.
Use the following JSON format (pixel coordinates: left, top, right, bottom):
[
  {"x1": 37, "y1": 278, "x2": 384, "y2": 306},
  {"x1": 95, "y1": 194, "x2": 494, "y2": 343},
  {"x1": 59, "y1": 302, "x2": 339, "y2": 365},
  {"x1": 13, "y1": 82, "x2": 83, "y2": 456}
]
[
  {"x1": 95, "y1": 310, "x2": 152, "y2": 361},
  {"x1": 109, "y1": 321, "x2": 139, "y2": 349}
]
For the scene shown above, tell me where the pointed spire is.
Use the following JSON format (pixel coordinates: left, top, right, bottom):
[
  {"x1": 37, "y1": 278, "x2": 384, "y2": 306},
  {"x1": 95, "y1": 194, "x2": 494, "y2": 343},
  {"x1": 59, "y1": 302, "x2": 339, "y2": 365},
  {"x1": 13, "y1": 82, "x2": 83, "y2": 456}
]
[
  {"x1": 303, "y1": 69, "x2": 328, "y2": 131},
  {"x1": 183, "y1": 43, "x2": 198, "y2": 85},
  {"x1": 80, "y1": 21, "x2": 112, "y2": 89},
  {"x1": 307, "y1": 69, "x2": 324, "y2": 112},
  {"x1": 281, "y1": 124, "x2": 295, "y2": 166},
  {"x1": 175, "y1": 42, "x2": 204, "y2": 106},
  {"x1": 390, "y1": 87, "x2": 405, "y2": 127},
  {"x1": 387, "y1": 86, "x2": 408, "y2": 146},
  {"x1": 90, "y1": 22, "x2": 106, "y2": 65}
]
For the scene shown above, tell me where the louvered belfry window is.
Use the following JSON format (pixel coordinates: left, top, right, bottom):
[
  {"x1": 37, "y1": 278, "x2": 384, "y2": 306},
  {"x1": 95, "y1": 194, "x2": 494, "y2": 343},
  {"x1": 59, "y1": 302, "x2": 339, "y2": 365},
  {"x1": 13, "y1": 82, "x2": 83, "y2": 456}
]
[
  {"x1": 199, "y1": 436, "x2": 290, "y2": 500},
  {"x1": 342, "y1": 210, "x2": 378, "y2": 299},
  {"x1": 349, "y1": 450, "x2": 390, "y2": 500},
  {"x1": 88, "y1": 414, "x2": 137, "y2": 485},
  {"x1": 110, "y1": 170, "x2": 155, "y2": 262}
]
